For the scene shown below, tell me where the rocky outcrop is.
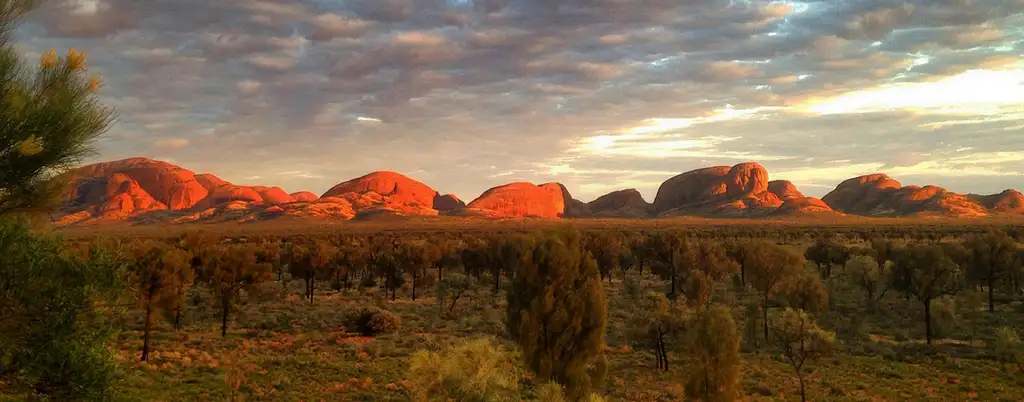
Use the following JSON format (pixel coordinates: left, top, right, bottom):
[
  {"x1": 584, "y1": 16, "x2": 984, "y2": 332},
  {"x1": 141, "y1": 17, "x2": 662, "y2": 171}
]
[
  {"x1": 586, "y1": 189, "x2": 650, "y2": 217},
  {"x1": 774, "y1": 197, "x2": 834, "y2": 215},
  {"x1": 652, "y1": 162, "x2": 783, "y2": 216},
  {"x1": 290, "y1": 191, "x2": 319, "y2": 202},
  {"x1": 821, "y1": 175, "x2": 1006, "y2": 217},
  {"x1": 465, "y1": 182, "x2": 568, "y2": 218},
  {"x1": 433, "y1": 193, "x2": 465, "y2": 212},
  {"x1": 69, "y1": 157, "x2": 209, "y2": 211},
  {"x1": 768, "y1": 180, "x2": 804, "y2": 201},
  {"x1": 973, "y1": 189, "x2": 1024, "y2": 213},
  {"x1": 321, "y1": 171, "x2": 438, "y2": 209}
]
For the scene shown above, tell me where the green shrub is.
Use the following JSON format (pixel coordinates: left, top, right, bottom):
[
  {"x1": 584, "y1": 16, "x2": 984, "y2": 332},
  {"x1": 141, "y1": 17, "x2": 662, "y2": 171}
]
[
  {"x1": 406, "y1": 337, "x2": 522, "y2": 402},
  {"x1": 345, "y1": 307, "x2": 401, "y2": 336}
]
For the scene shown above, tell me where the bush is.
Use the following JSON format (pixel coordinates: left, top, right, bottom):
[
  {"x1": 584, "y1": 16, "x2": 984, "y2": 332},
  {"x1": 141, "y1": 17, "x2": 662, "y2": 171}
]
[
  {"x1": 345, "y1": 307, "x2": 401, "y2": 336},
  {"x1": 0, "y1": 218, "x2": 126, "y2": 400},
  {"x1": 406, "y1": 337, "x2": 522, "y2": 402}
]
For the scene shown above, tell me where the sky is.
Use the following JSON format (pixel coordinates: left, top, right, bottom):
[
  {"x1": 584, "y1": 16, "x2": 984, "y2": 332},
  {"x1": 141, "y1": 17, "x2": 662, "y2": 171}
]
[{"x1": 14, "y1": 0, "x2": 1024, "y2": 202}]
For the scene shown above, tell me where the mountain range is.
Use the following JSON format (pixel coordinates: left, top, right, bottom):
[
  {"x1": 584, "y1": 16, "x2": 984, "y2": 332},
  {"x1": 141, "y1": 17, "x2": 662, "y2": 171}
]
[{"x1": 55, "y1": 157, "x2": 1024, "y2": 226}]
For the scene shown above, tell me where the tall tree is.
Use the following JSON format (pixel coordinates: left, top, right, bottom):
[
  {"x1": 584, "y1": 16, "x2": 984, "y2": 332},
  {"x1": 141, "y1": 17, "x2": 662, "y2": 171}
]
[
  {"x1": 506, "y1": 229, "x2": 607, "y2": 400},
  {"x1": 890, "y1": 244, "x2": 965, "y2": 345}
]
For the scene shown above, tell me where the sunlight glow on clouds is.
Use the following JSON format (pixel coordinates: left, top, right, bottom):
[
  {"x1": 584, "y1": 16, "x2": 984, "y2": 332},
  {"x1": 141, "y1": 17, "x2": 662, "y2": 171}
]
[{"x1": 804, "y1": 66, "x2": 1024, "y2": 115}]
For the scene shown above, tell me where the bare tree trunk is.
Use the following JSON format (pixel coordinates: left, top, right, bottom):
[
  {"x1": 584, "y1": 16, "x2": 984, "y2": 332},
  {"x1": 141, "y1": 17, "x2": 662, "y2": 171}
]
[
  {"x1": 763, "y1": 293, "x2": 770, "y2": 341},
  {"x1": 142, "y1": 302, "x2": 153, "y2": 361},
  {"x1": 221, "y1": 294, "x2": 231, "y2": 337},
  {"x1": 924, "y1": 298, "x2": 933, "y2": 345}
]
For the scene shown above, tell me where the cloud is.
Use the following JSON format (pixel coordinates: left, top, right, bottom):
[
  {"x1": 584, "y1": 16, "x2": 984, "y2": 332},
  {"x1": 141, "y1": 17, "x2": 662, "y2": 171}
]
[{"x1": 13, "y1": 0, "x2": 1024, "y2": 201}]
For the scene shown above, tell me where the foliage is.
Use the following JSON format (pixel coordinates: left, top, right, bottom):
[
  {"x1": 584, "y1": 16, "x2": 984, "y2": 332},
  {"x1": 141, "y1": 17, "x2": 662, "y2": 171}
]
[
  {"x1": 405, "y1": 337, "x2": 522, "y2": 402},
  {"x1": 846, "y1": 254, "x2": 889, "y2": 311},
  {"x1": 680, "y1": 306, "x2": 742, "y2": 402},
  {"x1": 345, "y1": 306, "x2": 401, "y2": 336},
  {"x1": 993, "y1": 327, "x2": 1024, "y2": 373},
  {"x1": 769, "y1": 308, "x2": 837, "y2": 402},
  {"x1": 890, "y1": 243, "x2": 965, "y2": 344},
  {"x1": 0, "y1": 1, "x2": 115, "y2": 216},
  {"x1": 0, "y1": 218, "x2": 126, "y2": 400},
  {"x1": 506, "y1": 228, "x2": 607, "y2": 400}
]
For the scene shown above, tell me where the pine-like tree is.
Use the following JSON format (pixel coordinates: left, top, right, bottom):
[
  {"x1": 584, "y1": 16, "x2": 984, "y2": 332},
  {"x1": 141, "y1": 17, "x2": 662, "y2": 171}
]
[{"x1": 506, "y1": 229, "x2": 608, "y2": 400}]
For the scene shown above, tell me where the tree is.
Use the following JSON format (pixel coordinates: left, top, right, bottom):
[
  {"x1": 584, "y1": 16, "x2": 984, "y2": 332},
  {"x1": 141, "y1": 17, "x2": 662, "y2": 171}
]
[
  {"x1": 492, "y1": 234, "x2": 533, "y2": 294},
  {"x1": 435, "y1": 272, "x2": 476, "y2": 314},
  {"x1": 748, "y1": 242, "x2": 803, "y2": 340},
  {"x1": 784, "y1": 270, "x2": 828, "y2": 314},
  {"x1": 769, "y1": 308, "x2": 836, "y2": 402},
  {"x1": 330, "y1": 243, "x2": 365, "y2": 292},
  {"x1": 965, "y1": 232, "x2": 1017, "y2": 312},
  {"x1": 0, "y1": 218, "x2": 126, "y2": 399},
  {"x1": 628, "y1": 292, "x2": 687, "y2": 371},
  {"x1": 586, "y1": 231, "x2": 623, "y2": 283},
  {"x1": 846, "y1": 254, "x2": 889, "y2": 311},
  {"x1": 199, "y1": 244, "x2": 272, "y2": 337},
  {"x1": 993, "y1": 327, "x2": 1024, "y2": 373},
  {"x1": 129, "y1": 240, "x2": 191, "y2": 361},
  {"x1": 0, "y1": 2, "x2": 116, "y2": 216},
  {"x1": 804, "y1": 238, "x2": 849, "y2": 280},
  {"x1": 395, "y1": 242, "x2": 435, "y2": 301},
  {"x1": 890, "y1": 244, "x2": 965, "y2": 345},
  {"x1": 506, "y1": 229, "x2": 607, "y2": 400},
  {"x1": 681, "y1": 241, "x2": 739, "y2": 310},
  {"x1": 681, "y1": 306, "x2": 742, "y2": 402}
]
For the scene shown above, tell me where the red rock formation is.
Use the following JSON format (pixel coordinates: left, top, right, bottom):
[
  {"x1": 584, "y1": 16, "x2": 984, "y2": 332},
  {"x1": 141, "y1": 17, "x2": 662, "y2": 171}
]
[
  {"x1": 465, "y1": 182, "x2": 567, "y2": 218},
  {"x1": 768, "y1": 180, "x2": 804, "y2": 201},
  {"x1": 774, "y1": 197, "x2": 834, "y2": 215},
  {"x1": 652, "y1": 162, "x2": 783, "y2": 216},
  {"x1": 821, "y1": 174, "x2": 1003, "y2": 216},
  {"x1": 586, "y1": 189, "x2": 650, "y2": 217},
  {"x1": 290, "y1": 191, "x2": 319, "y2": 202},
  {"x1": 433, "y1": 193, "x2": 465, "y2": 212},
  {"x1": 980, "y1": 190, "x2": 1024, "y2": 213},
  {"x1": 321, "y1": 171, "x2": 438, "y2": 208},
  {"x1": 70, "y1": 157, "x2": 208, "y2": 210},
  {"x1": 252, "y1": 186, "x2": 295, "y2": 205}
]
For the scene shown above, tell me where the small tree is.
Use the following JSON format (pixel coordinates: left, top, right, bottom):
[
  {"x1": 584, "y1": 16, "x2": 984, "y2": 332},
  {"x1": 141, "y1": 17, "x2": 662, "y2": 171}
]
[
  {"x1": 890, "y1": 244, "x2": 964, "y2": 345},
  {"x1": 680, "y1": 306, "x2": 742, "y2": 402},
  {"x1": 748, "y1": 242, "x2": 803, "y2": 340},
  {"x1": 770, "y1": 308, "x2": 836, "y2": 402},
  {"x1": 199, "y1": 245, "x2": 272, "y2": 337},
  {"x1": 130, "y1": 240, "x2": 191, "y2": 361},
  {"x1": 845, "y1": 254, "x2": 889, "y2": 311},
  {"x1": 289, "y1": 240, "x2": 334, "y2": 304},
  {"x1": 435, "y1": 272, "x2": 475, "y2": 314},
  {"x1": 993, "y1": 327, "x2": 1024, "y2": 373},
  {"x1": 804, "y1": 238, "x2": 850, "y2": 280},
  {"x1": 784, "y1": 270, "x2": 829, "y2": 314},
  {"x1": 506, "y1": 229, "x2": 607, "y2": 400},
  {"x1": 966, "y1": 232, "x2": 1018, "y2": 313},
  {"x1": 628, "y1": 292, "x2": 687, "y2": 371}
]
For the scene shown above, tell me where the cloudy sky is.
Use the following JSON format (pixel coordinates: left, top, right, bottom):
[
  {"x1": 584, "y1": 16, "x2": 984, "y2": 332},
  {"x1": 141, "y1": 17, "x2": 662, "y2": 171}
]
[{"x1": 15, "y1": 0, "x2": 1024, "y2": 202}]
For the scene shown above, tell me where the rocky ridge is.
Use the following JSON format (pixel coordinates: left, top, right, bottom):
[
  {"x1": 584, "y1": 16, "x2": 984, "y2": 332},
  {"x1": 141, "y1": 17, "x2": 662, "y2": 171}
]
[{"x1": 55, "y1": 158, "x2": 1021, "y2": 226}]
